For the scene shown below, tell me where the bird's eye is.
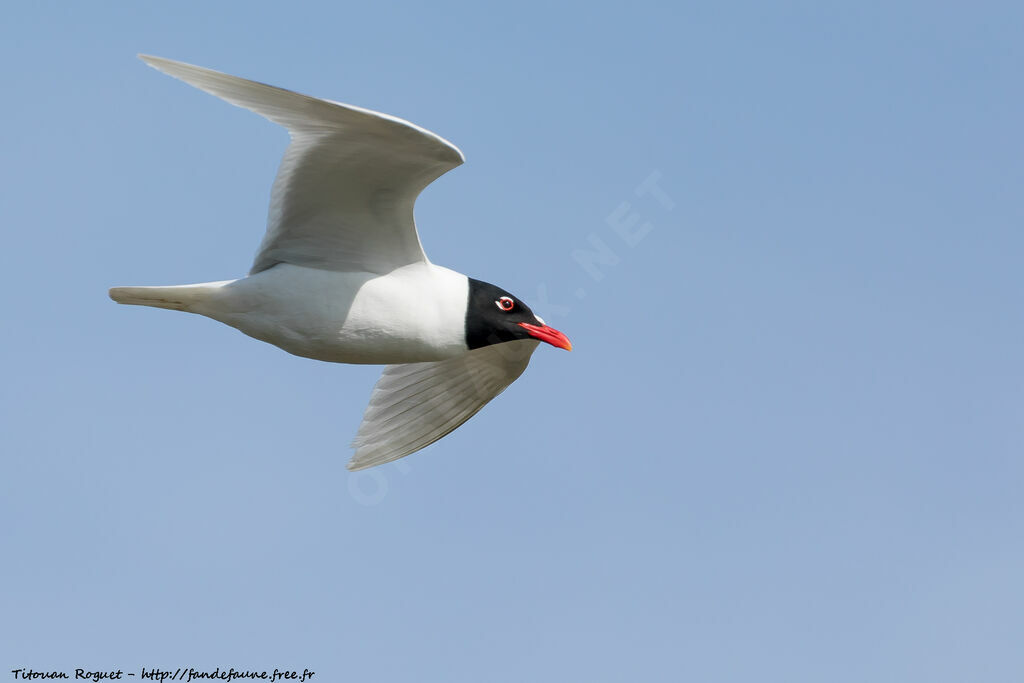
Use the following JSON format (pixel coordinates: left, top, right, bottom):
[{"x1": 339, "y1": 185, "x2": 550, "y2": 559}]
[{"x1": 496, "y1": 296, "x2": 515, "y2": 312}]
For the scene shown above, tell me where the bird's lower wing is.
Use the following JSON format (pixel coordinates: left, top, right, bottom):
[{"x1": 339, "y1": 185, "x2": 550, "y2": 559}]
[{"x1": 348, "y1": 341, "x2": 539, "y2": 470}]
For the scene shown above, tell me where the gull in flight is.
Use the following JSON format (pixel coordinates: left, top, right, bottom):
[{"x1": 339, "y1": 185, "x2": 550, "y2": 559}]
[{"x1": 110, "y1": 56, "x2": 572, "y2": 471}]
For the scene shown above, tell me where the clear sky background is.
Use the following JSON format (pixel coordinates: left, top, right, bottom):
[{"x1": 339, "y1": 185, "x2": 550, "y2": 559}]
[{"x1": 2, "y1": 2, "x2": 1022, "y2": 681}]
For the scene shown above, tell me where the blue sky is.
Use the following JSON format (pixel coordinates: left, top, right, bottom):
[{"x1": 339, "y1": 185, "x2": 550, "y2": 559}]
[{"x1": 2, "y1": 1, "x2": 1022, "y2": 681}]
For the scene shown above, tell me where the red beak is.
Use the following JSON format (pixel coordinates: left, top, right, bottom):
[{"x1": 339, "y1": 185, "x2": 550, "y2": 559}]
[{"x1": 518, "y1": 322, "x2": 573, "y2": 351}]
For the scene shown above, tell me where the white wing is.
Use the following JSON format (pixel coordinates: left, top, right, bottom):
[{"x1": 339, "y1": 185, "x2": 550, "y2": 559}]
[
  {"x1": 140, "y1": 55, "x2": 464, "y2": 274},
  {"x1": 348, "y1": 341, "x2": 540, "y2": 470}
]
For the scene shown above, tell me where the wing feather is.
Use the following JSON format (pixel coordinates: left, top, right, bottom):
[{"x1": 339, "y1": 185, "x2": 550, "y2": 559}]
[
  {"x1": 139, "y1": 55, "x2": 464, "y2": 274},
  {"x1": 348, "y1": 341, "x2": 539, "y2": 470}
]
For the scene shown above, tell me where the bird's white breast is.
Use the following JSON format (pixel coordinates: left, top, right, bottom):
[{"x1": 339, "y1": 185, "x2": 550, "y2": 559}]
[{"x1": 199, "y1": 263, "x2": 470, "y2": 364}]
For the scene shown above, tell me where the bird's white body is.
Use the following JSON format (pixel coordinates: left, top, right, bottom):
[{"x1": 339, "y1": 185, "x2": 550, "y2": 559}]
[{"x1": 161, "y1": 263, "x2": 471, "y2": 364}]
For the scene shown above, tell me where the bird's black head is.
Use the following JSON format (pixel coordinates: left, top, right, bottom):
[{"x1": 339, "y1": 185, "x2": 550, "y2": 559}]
[{"x1": 465, "y1": 278, "x2": 572, "y2": 351}]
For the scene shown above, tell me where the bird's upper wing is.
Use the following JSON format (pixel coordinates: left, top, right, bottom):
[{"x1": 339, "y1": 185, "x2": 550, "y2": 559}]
[
  {"x1": 348, "y1": 341, "x2": 540, "y2": 470},
  {"x1": 140, "y1": 55, "x2": 465, "y2": 274}
]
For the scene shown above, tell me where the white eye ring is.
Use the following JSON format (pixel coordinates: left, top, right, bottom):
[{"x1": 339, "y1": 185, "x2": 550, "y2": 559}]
[{"x1": 496, "y1": 296, "x2": 515, "y2": 312}]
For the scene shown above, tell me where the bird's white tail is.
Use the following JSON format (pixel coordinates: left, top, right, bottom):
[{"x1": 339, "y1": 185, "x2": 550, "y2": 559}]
[{"x1": 108, "y1": 283, "x2": 226, "y2": 312}]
